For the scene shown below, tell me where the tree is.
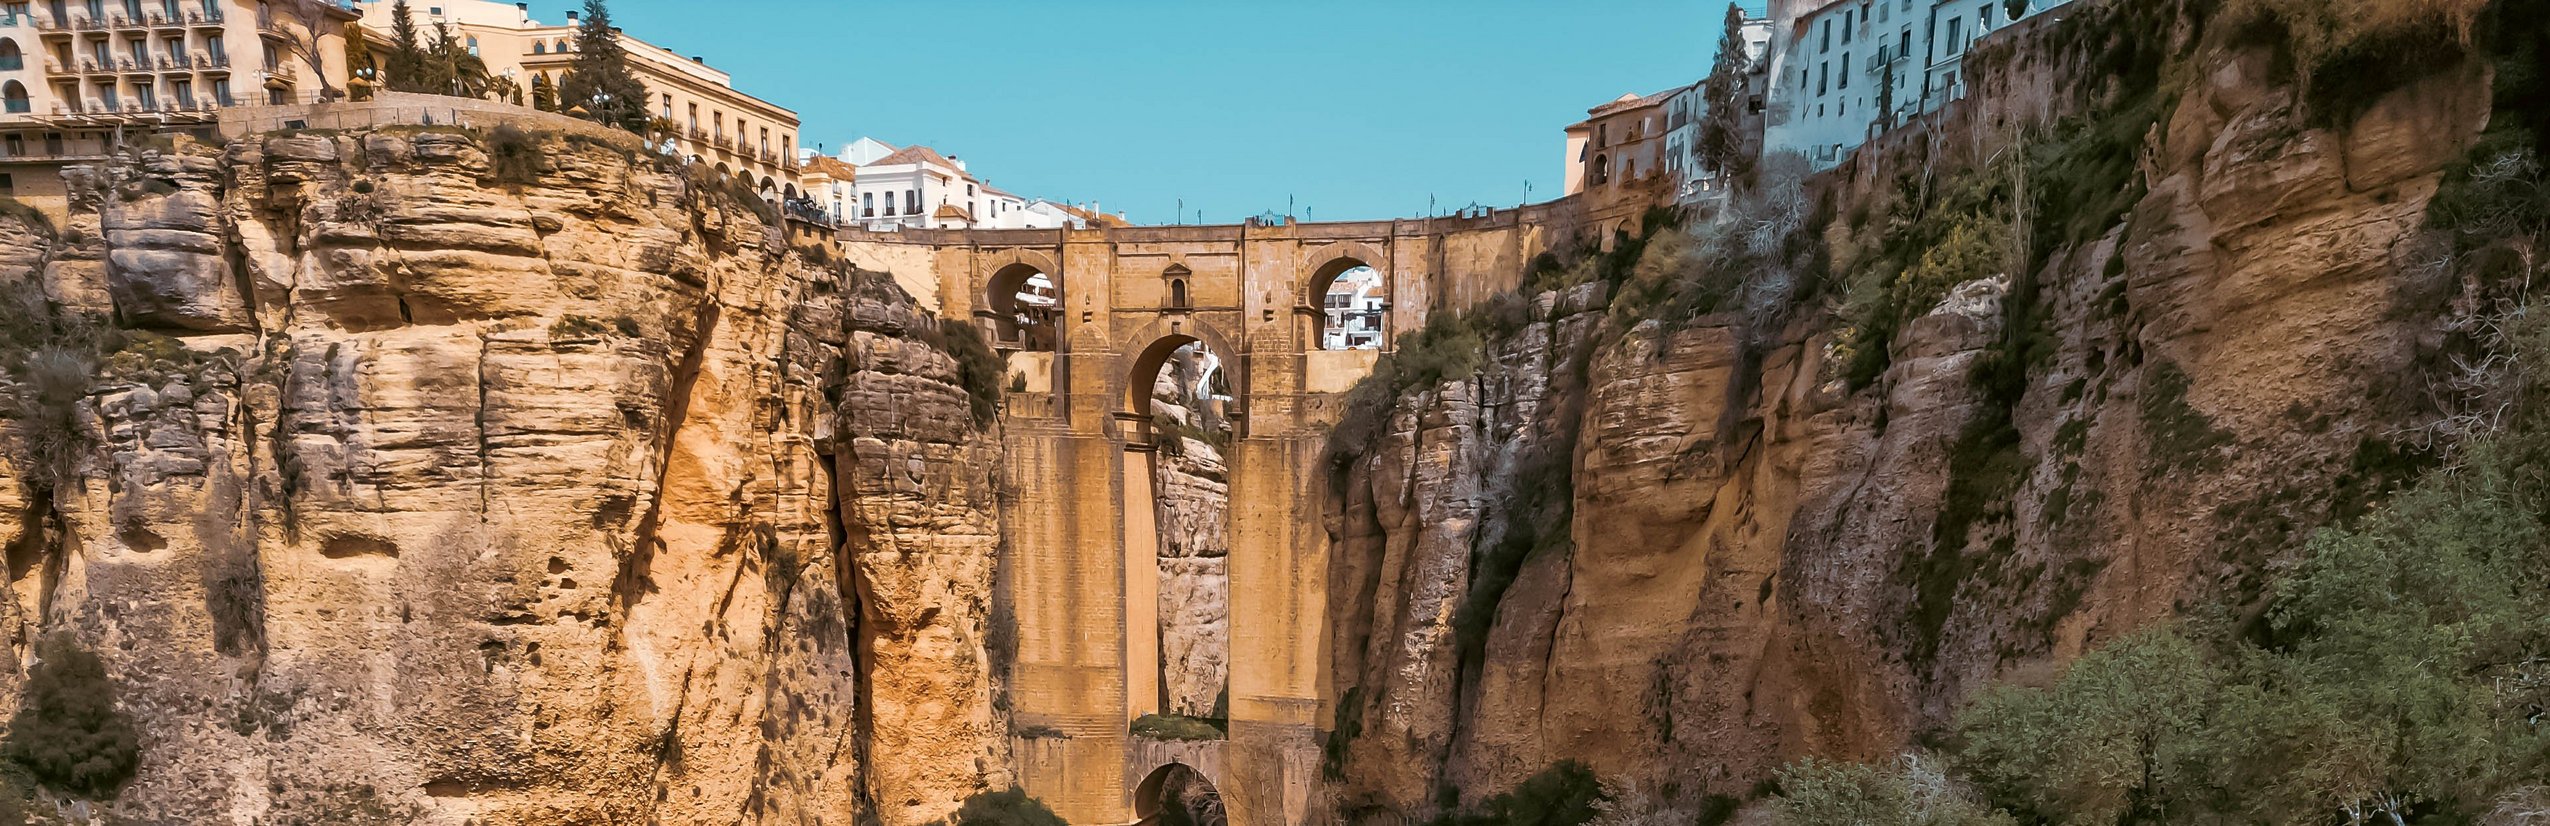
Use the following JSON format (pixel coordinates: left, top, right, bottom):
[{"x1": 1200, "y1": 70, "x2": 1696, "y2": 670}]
[
  {"x1": 556, "y1": 0, "x2": 650, "y2": 133},
  {"x1": 344, "y1": 20, "x2": 380, "y2": 100},
  {"x1": 262, "y1": 0, "x2": 349, "y2": 101},
  {"x1": 530, "y1": 73, "x2": 557, "y2": 111},
  {"x1": 423, "y1": 23, "x2": 490, "y2": 98},
  {"x1": 950, "y1": 788, "x2": 1069, "y2": 826},
  {"x1": 3, "y1": 633, "x2": 141, "y2": 799},
  {"x1": 1770, "y1": 755, "x2": 2016, "y2": 826},
  {"x1": 1955, "y1": 631, "x2": 2240, "y2": 824},
  {"x1": 1697, "y1": 3, "x2": 1758, "y2": 182},
  {"x1": 384, "y1": 0, "x2": 425, "y2": 93}
]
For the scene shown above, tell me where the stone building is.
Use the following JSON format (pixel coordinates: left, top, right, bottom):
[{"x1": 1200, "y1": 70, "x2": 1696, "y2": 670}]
[
  {"x1": 0, "y1": 0, "x2": 356, "y2": 205},
  {"x1": 1561, "y1": 88, "x2": 1678, "y2": 218},
  {"x1": 837, "y1": 139, "x2": 1063, "y2": 231},
  {"x1": 352, "y1": 0, "x2": 802, "y2": 197}
]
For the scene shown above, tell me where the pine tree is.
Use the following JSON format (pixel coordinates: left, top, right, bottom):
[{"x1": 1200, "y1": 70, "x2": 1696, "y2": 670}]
[
  {"x1": 531, "y1": 73, "x2": 557, "y2": 111},
  {"x1": 1697, "y1": 3, "x2": 1758, "y2": 182},
  {"x1": 385, "y1": 0, "x2": 425, "y2": 93},
  {"x1": 556, "y1": 0, "x2": 650, "y2": 133},
  {"x1": 344, "y1": 21, "x2": 379, "y2": 100}
]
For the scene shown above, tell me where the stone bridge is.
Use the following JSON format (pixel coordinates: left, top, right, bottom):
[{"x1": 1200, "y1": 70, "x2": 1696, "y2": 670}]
[{"x1": 834, "y1": 199, "x2": 1627, "y2": 826}]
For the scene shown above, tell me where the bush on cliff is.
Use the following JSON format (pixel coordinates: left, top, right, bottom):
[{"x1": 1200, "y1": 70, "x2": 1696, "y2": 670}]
[
  {"x1": 948, "y1": 787, "x2": 1069, "y2": 826},
  {"x1": 3, "y1": 633, "x2": 141, "y2": 800},
  {"x1": 923, "y1": 318, "x2": 1005, "y2": 428},
  {"x1": 1768, "y1": 755, "x2": 2013, "y2": 826},
  {"x1": 1436, "y1": 761, "x2": 1607, "y2": 826}
]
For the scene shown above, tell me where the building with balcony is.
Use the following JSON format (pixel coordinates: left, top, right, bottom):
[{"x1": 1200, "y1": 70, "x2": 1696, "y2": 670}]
[
  {"x1": 353, "y1": 0, "x2": 800, "y2": 198},
  {"x1": 1561, "y1": 87, "x2": 1680, "y2": 218},
  {"x1": 1761, "y1": 0, "x2": 2076, "y2": 170},
  {"x1": 0, "y1": 0, "x2": 357, "y2": 205}
]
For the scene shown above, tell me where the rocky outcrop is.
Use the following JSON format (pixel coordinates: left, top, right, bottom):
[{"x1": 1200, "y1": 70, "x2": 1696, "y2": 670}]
[
  {"x1": 0, "y1": 127, "x2": 1005, "y2": 825},
  {"x1": 1151, "y1": 347, "x2": 1230, "y2": 720},
  {"x1": 1321, "y1": 13, "x2": 2496, "y2": 816}
]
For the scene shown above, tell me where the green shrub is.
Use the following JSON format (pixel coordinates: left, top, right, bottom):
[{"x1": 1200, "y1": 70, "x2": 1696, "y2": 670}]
[
  {"x1": 1768, "y1": 755, "x2": 2015, "y2": 826},
  {"x1": 930, "y1": 319, "x2": 1004, "y2": 428},
  {"x1": 1129, "y1": 713, "x2": 1226, "y2": 742},
  {"x1": 948, "y1": 788, "x2": 1070, "y2": 826},
  {"x1": 548, "y1": 314, "x2": 610, "y2": 340},
  {"x1": 484, "y1": 124, "x2": 545, "y2": 185},
  {"x1": 0, "y1": 198, "x2": 55, "y2": 238},
  {"x1": 4, "y1": 633, "x2": 141, "y2": 799},
  {"x1": 1438, "y1": 761, "x2": 1606, "y2": 826}
]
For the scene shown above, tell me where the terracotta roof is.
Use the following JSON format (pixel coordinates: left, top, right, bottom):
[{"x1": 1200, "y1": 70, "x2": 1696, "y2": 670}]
[
  {"x1": 934, "y1": 204, "x2": 975, "y2": 222},
  {"x1": 1584, "y1": 86, "x2": 1684, "y2": 118},
  {"x1": 800, "y1": 156, "x2": 859, "y2": 179},
  {"x1": 1052, "y1": 202, "x2": 1130, "y2": 229},
  {"x1": 865, "y1": 144, "x2": 965, "y2": 171}
]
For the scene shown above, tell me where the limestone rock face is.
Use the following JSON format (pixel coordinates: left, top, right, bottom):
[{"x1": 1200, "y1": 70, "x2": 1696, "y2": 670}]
[
  {"x1": 0, "y1": 128, "x2": 1005, "y2": 825},
  {"x1": 1151, "y1": 348, "x2": 1231, "y2": 720},
  {"x1": 1321, "y1": 31, "x2": 2495, "y2": 817}
]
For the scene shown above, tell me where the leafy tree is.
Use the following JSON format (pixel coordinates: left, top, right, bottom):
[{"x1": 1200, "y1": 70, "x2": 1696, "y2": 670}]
[
  {"x1": 1955, "y1": 631, "x2": 2238, "y2": 824},
  {"x1": 948, "y1": 788, "x2": 1068, "y2": 826},
  {"x1": 1697, "y1": 3, "x2": 1758, "y2": 181},
  {"x1": 3, "y1": 633, "x2": 141, "y2": 799},
  {"x1": 556, "y1": 0, "x2": 650, "y2": 133},
  {"x1": 423, "y1": 22, "x2": 490, "y2": 98},
  {"x1": 1771, "y1": 755, "x2": 2015, "y2": 826},
  {"x1": 343, "y1": 21, "x2": 380, "y2": 100}
]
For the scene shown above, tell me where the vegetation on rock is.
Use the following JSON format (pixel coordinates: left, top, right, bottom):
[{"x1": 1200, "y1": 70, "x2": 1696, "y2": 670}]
[
  {"x1": 3, "y1": 634, "x2": 141, "y2": 799},
  {"x1": 947, "y1": 788, "x2": 1070, "y2": 826}
]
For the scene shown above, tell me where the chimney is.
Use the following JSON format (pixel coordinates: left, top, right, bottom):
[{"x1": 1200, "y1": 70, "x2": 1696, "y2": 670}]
[
  {"x1": 565, "y1": 9, "x2": 577, "y2": 23},
  {"x1": 691, "y1": 56, "x2": 704, "y2": 64}
]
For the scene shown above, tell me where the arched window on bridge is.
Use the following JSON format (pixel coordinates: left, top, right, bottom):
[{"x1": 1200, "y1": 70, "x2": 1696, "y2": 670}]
[
  {"x1": 1590, "y1": 154, "x2": 1611, "y2": 186},
  {"x1": 1163, "y1": 262, "x2": 1192, "y2": 310},
  {"x1": 984, "y1": 265, "x2": 1059, "y2": 351},
  {"x1": 1314, "y1": 263, "x2": 1386, "y2": 351}
]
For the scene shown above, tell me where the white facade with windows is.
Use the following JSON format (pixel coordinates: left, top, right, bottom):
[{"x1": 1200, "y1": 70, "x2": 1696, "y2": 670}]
[
  {"x1": 1762, "y1": 0, "x2": 2073, "y2": 170},
  {"x1": 828, "y1": 137, "x2": 1074, "y2": 230}
]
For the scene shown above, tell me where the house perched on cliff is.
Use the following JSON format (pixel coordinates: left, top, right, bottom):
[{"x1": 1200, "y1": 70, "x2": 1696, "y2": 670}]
[{"x1": 1762, "y1": 0, "x2": 2078, "y2": 169}]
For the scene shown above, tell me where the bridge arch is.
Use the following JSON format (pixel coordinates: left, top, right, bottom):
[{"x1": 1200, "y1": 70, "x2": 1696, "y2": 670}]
[
  {"x1": 1134, "y1": 762, "x2": 1229, "y2": 826},
  {"x1": 984, "y1": 257, "x2": 1064, "y2": 351},
  {"x1": 1117, "y1": 317, "x2": 1241, "y2": 424},
  {"x1": 1300, "y1": 241, "x2": 1391, "y2": 351}
]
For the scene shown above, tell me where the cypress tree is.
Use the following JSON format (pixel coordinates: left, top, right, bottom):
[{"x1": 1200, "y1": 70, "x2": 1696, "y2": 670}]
[
  {"x1": 556, "y1": 0, "x2": 650, "y2": 132},
  {"x1": 1697, "y1": 3, "x2": 1757, "y2": 181},
  {"x1": 385, "y1": 0, "x2": 425, "y2": 93},
  {"x1": 531, "y1": 73, "x2": 557, "y2": 112}
]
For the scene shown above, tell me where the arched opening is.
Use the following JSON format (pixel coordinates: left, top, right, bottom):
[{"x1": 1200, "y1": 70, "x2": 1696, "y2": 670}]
[
  {"x1": 983, "y1": 264, "x2": 1059, "y2": 351},
  {"x1": 1168, "y1": 278, "x2": 1189, "y2": 309},
  {"x1": 1590, "y1": 153, "x2": 1611, "y2": 186},
  {"x1": 1, "y1": 81, "x2": 27, "y2": 115},
  {"x1": 1135, "y1": 763, "x2": 1226, "y2": 826},
  {"x1": 1128, "y1": 336, "x2": 1233, "y2": 737},
  {"x1": 0, "y1": 39, "x2": 22, "y2": 73},
  {"x1": 1311, "y1": 261, "x2": 1386, "y2": 351}
]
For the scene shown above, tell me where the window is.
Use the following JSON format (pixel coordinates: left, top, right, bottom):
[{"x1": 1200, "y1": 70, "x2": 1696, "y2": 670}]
[
  {"x1": 1818, "y1": 62, "x2": 1828, "y2": 96},
  {"x1": 1978, "y1": 4, "x2": 1991, "y2": 29},
  {"x1": 532, "y1": 41, "x2": 545, "y2": 54},
  {"x1": 134, "y1": 82, "x2": 153, "y2": 110},
  {"x1": 465, "y1": 36, "x2": 477, "y2": 56},
  {"x1": 211, "y1": 77, "x2": 229, "y2": 105},
  {"x1": 905, "y1": 189, "x2": 917, "y2": 214},
  {"x1": 163, "y1": 37, "x2": 181, "y2": 61},
  {"x1": 1819, "y1": 18, "x2": 1831, "y2": 53},
  {"x1": 1901, "y1": 29, "x2": 1912, "y2": 59},
  {"x1": 1946, "y1": 17, "x2": 1964, "y2": 53},
  {"x1": 1842, "y1": 10, "x2": 1854, "y2": 43},
  {"x1": 883, "y1": 191, "x2": 895, "y2": 216},
  {"x1": 0, "y1": 81, "x2": 25, "y2": 114},
  {"x1": 1169, "y1": 279, "x2": 1189, "y2": 308},
  {"x1": 172, "y1": 78, "x2": 189, "y2": 107},
  {"x1": 1840, "y1": 53, "x2": 1851, "y2": 89},
  {"x1": 205, "y1": 33, "x2": 221, "y2": 57},
  {"x1": 128, "y1": 38, "x2": 144, "y2": 65}
]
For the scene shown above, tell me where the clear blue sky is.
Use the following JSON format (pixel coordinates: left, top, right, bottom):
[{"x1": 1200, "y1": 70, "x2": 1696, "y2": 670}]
[{"x1": 601, "y1": 0, "x2": 1756, "y2": 224}]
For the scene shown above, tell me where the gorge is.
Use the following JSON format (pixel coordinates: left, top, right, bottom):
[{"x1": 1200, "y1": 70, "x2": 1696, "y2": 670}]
[{"x1": 2, "y1": 0, "x2": 2549, "y2": 824}]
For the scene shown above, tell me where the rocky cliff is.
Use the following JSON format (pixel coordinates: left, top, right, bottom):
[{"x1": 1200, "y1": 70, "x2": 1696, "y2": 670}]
[
  {"x1": 1320, "y1": 1, "x2": 2504, "y2": 815},
  {"x1": 0, "y1": 126, "x2": 1005, "y2": 824}
]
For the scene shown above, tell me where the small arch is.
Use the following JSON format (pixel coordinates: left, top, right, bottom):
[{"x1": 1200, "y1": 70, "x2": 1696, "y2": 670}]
[
  {"x1": 1135, "y1": 763, "x2": 1226, "y2": 826},
  {"x1": 985, "y1": 263, "x2": 1059, "y2": 352},
  {"x1": 1590, "y1": 154, "x2": 1611, "y2": 186},
  {"x1": 1117, "y1": 320, "x2": 1239, "y2": 424},
  {"x1": 1164, "y1": 262, "x2": 1193, "y2": 310},
  {"x1": 759, "y1": 175, "x2": 776, "y2": 193},
  {"x1": 0, "y1": 39, "x2": 22, "y2": 73},
  {"x1": 1, "y1": 81, "x2": 26, "y2": 115}
]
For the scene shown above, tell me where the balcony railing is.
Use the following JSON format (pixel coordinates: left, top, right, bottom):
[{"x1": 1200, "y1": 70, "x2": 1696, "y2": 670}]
[{"x1": 186, "y1": 9, "x2": 221, "y2": 26}]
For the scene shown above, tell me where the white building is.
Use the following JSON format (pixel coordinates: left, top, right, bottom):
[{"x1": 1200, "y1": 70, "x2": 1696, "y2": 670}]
[
  {"x1": 1662, "y1": 15, "x2": 1773, "y2": 205},
  {"x1": 824, "y1": 138, "x2": 1074, "y2": 230},
  {"x1": 1321, "y1": 266, "x2": 1386, "y2": 350},
  {"x1": 1762, "y1": 0, "x2": 2074, "y2": 169}
]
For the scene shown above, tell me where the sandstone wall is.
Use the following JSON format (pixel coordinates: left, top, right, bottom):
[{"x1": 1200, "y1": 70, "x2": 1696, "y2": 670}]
[
  {"x1": 0, "y1": 128, "x2": 1006, "y2": 825},
  {"x1": 1320, "y1": 26, "x2": 2496, "y2": 816}
]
